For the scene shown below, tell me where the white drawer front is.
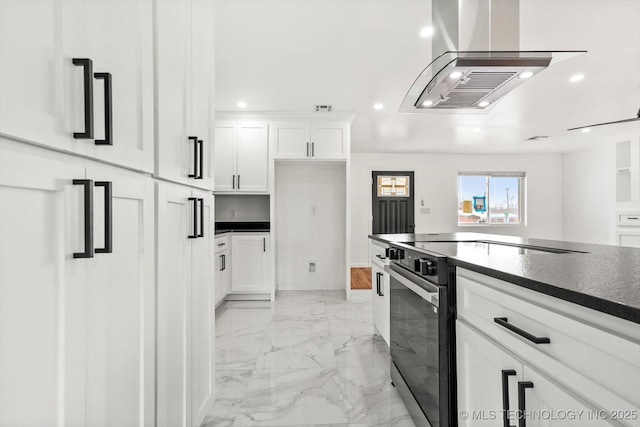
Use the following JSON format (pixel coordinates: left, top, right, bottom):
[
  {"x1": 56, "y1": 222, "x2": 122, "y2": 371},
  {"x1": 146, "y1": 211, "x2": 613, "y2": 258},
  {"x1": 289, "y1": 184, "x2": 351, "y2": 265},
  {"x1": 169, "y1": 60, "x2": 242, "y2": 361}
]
[
  {"x1": 457, "y1": 268, "x2": 640, "y2": 423},
  {"x1": 617, "y1": 212, "x2": 640, "y2": 226},
  {"x1": 214, "y1": 235, "x2": 230, "y2": 253}
]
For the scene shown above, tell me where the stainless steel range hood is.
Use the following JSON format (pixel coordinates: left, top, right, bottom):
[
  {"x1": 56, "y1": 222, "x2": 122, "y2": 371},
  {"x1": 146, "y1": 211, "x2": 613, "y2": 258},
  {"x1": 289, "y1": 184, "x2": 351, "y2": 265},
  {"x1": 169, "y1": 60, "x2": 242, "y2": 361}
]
[{"x1": 400, "y1": 0, "x2": 585, "y2": 113}]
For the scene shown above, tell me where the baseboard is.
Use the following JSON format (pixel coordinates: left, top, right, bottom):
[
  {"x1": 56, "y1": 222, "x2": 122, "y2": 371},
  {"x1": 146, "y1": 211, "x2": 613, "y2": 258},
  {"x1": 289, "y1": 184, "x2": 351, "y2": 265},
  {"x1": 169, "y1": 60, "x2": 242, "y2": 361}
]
[
  {"x1": 350, "y1": 263, "x2": 371, "y2": 268},
  {"x1": 225, "y1": 293, "x2": 271, "y2": 301}
]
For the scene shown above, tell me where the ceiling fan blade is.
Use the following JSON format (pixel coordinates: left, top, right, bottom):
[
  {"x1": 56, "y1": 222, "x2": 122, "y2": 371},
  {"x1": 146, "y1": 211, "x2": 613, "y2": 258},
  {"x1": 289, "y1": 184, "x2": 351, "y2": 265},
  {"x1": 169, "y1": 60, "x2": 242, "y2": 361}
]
[{"x1": 567, "y1": 116, "x2": 640, "y2": 131}]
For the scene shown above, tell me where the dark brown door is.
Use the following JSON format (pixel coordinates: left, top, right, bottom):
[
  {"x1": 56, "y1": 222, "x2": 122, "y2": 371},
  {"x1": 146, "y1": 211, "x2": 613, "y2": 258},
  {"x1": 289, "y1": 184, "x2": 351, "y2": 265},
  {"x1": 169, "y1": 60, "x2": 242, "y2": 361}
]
[{"x1": 372, "y1": 171, "x2": 415, "y2": 234}]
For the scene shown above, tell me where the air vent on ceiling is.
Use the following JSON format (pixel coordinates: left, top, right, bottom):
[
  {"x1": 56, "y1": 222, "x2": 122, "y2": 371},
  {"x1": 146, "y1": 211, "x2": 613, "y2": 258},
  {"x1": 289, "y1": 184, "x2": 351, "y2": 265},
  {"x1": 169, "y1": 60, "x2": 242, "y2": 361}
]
[{"x1": 315, "y1": 105, "x2": 332, "y2": 112}]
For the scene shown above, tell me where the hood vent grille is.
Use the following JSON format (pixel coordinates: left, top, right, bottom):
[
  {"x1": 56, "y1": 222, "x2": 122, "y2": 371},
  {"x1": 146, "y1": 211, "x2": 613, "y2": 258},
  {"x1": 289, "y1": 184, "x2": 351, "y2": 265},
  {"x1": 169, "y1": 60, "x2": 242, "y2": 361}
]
[{"x1": 435, "y1": 71, "x2": 518, "y2": 108}]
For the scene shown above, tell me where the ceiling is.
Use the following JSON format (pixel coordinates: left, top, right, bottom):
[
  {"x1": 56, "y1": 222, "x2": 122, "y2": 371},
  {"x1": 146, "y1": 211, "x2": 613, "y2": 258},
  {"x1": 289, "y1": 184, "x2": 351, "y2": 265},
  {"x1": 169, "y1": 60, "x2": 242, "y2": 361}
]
[{"x1": 213, "y1": 0, "x2": 640, "y2": 154}]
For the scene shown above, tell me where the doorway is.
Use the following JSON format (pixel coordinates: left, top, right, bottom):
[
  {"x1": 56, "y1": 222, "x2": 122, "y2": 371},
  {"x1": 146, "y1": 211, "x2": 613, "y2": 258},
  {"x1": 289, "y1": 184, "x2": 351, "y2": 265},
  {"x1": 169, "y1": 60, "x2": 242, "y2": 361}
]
[{"x1": 371, "y1": 171, "x2": 415, "y2": 234}]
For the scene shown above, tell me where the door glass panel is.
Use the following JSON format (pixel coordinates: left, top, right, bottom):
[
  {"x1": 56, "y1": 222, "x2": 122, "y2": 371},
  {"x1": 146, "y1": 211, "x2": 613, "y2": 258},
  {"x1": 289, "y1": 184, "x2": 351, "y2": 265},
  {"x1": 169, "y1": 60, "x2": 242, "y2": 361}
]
[{"x1": 377, "y1": 176, "x2": 410, "y2": 197}]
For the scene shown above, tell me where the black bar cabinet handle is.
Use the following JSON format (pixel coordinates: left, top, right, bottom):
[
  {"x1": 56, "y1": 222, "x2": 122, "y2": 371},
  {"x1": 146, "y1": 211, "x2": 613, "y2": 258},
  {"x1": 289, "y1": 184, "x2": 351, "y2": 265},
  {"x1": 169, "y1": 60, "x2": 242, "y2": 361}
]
[
  {"x1": 263, "y1": 237, "x2": 266, "y2": 252},
  {"x1": 188, "y1": 136, "x2": 198, "y2": 178},
  {"x1": 307, "y1": 142, "x2": 309, "y2": 157},
  {"x1": 312, "y1": 142, "x2": 315, "y2": 157},
  {"x1": 232, "y1": 175, "x2": 235, "y2": 189},
  {"x1": 377, "y1": 272, "x2": 384, "y2": 296},
  {"x1": 494, "y1": 317, "x2": 550, "y2": 344},
  {"x1": 375, "y1": 272, "x2": 380, "y2": 295},
  {"x1": 501, "y1": 370, "x2": 517, "y2": 427},
  {"x1": 73, "y1": 58, "x2": 94, "y2": 139},
  {"x1": 93, "y1": 72, "x2": 112, "y2": 145},
  {"x1": 196, "y1": 139, "x2": 204, "y2": 179},
  {"x1": 94, "y1": 181, "x2": 112, "y2": 254},
  {"x1": 517, "y1": 381, "x2": 534, "y2": 427},
  {"x1": 188, "y1": 197, "x2": 198, "y2": 238},
  {"x1": 237, "y1": 175, "x2": 241, "y2": 190},
  {"x1": 198, "y1": 198, "x2": 204, "y2": 237},
  {"x1": 73, "y1": 179, "x2": 94, "y2": 258}
]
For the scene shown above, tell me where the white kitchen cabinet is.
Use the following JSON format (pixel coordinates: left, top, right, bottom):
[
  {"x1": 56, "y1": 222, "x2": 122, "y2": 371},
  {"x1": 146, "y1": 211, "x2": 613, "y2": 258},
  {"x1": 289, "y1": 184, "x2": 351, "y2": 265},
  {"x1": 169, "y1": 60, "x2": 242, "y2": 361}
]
[
  {"x1": 155, "y1": 0, "x2": 215, "y2": 190},
  {"x1": 214, "y1": 121, "x2": 269, "y2": 192},
  {"x1": 456, "y1": 268, "x2": 640, "y2": 427},
  {"x1": 156, "y1": 183, "x2": 215, "y2": 427},
  {"x1": 0, "y1": 139, "x2": 155, "y2": 427},
  {"x1": 231, "y1": 233, "x2": 270, "y2": 293},
  {"x1": 272, "y1": 121, "x2": 349, "y2": 159},
  {"x1": 371, "y1": 240, "x2": 390, "y2": 345},
  {"x1": 0, "y1": 0, "x2": 154, "y2": 172},
  {"x1": 214, "y1": 235, "x2": 231, "y2": 306},
  {"x1": 457, "y1": 322, "x2": 617, "y2": 427}
]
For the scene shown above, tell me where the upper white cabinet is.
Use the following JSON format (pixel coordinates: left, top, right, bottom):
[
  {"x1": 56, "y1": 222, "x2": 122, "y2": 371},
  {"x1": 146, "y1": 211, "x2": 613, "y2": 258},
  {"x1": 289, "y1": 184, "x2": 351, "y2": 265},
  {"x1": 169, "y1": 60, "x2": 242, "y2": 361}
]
[
  {"x1": 272, "y1": 121, "x2": 349, "y2": 160},
  {"x1": 0, "y1": 139, "x2": 155, "y2": 427},
  {"x1": 0, "y1": 0, "x2": 154, "y2": 172},
  {"x1": 231, "y1": 233, "x2": 270, "y2": 293},
  {"x1": 156, "y1": 183, "x2": 215, "y2": 427},
  {"x1": 155, "y1": 0, "x2": 215, "y2": 190},
  {"x1": 214, "y1": 121, "x2": 269, "y2": 192}
]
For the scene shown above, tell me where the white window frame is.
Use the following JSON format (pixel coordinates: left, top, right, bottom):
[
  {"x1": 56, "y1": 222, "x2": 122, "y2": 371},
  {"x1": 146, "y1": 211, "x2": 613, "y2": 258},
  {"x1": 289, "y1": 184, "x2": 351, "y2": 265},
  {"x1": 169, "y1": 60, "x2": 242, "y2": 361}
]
[{"x1": 457, "y1": 171, "x2": 526, "y2": 226}]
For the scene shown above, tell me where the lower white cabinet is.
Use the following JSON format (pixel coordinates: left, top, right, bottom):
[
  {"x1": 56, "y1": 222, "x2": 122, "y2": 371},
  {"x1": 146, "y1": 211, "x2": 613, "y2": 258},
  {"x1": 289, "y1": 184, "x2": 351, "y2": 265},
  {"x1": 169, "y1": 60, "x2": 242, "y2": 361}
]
[
  {"x1": 456, "y1": 268, "x2": 640, "y2": 427},
  {"x1": 371, "y1": 263, "x2": 390, "y2": 345},
  {"x1": 156, "y1": 183, "x2": 215, "y2": 427},
  {"x1": 231, "y1": 233, "x2": 270, "y2": 293},
  {"x1": 0, "y1": 139, "x2": 155, "y2": 426},
  {"x1": 214, "y1": 235, "x2": 230, "y2": 305}
]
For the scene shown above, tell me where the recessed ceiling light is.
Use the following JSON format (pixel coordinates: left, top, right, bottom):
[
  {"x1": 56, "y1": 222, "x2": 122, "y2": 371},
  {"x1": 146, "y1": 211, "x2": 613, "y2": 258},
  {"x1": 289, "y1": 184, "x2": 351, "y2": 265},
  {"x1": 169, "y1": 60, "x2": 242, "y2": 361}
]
[
  {"x1": 519, "y1": 71, "x2": 534, "y2": 79},
  {"x1": 420, "y1": 27, "x2": 434, "y2": 38},
  {"x1": 570, "y1": 74, "x2": 585, "y2": 83},
  {"x1": 449, "y1": 71, "x2": 463, "y2": 79},
  {"x1": 478, "y1": 101, "x2": 490, "y2": 107},
  {"x1": 473, "y1": 127, "x2": 482, "y2": 132},
  {"x1": 581, "y1": 128, "x2": 591, "y2": 133},
  {"x1": 374, "y1": 103, "x2": 384, "y2": 110},
  {"x1": 237, "y1": 101, "x2": 247, "y2": 108},
  {"x1": 422, "y1": 100, "x2": 434, "y2": 107}
]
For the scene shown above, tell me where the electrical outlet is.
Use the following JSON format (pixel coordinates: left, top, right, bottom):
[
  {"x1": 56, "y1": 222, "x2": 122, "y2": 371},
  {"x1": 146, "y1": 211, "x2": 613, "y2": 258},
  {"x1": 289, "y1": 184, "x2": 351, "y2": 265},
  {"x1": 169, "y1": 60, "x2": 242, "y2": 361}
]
[
  {"x1": 230, "y1": 209, "x2": 236, "y2": 218},
  {"x1": 309, "y1": 262, "x2": 316, "y2": 272}
]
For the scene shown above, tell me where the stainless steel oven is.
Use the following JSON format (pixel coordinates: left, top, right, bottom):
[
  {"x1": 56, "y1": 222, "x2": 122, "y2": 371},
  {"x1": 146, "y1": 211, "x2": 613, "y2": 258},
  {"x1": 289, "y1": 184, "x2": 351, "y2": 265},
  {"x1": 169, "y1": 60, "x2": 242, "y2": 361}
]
[{"x1": 388, "y1": 245, "x2": 454, "y2": 427}]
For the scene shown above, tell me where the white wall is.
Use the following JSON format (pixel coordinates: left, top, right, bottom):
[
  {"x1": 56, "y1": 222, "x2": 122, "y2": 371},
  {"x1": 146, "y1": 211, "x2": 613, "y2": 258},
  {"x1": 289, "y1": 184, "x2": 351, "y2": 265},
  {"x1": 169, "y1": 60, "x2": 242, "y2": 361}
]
[
  {"x1": 215, "y1": 194, "x2": 270, "y2": 221},
  {"x1": 351, "y1": 153, "x2": 564, "y2": 266},
  {"x1": 276, "y1": 162, "x2": 346, "y2": 290},
  {"x1": 562, "y1": 135, "x2": 640, "y2": 245}
]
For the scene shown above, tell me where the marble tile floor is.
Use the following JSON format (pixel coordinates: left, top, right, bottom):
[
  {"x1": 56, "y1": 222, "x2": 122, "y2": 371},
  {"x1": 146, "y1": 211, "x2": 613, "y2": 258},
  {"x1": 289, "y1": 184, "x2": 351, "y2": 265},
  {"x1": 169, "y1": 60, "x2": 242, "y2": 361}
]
[{"x1": 201, "y1": 290, "x2": 416, "y2": 427}]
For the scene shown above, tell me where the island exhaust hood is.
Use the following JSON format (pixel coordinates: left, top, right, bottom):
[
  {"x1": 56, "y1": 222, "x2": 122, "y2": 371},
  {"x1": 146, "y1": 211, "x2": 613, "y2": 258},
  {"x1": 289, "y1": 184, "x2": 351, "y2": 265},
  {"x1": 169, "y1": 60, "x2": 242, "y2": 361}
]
[{"x1": 399, "y1": 0, "x2": 585, "y2": 113}]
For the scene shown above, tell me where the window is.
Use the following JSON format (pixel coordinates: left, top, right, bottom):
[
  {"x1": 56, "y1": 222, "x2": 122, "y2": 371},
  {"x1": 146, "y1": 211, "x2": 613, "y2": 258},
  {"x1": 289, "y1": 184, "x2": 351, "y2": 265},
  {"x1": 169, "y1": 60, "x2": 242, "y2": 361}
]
[
  {"x1": 377, "y1": 175, "x2": 410, "y2": 197},
  {"x1": 457, "y1": 172, "x2": 525, "y2": 225}
]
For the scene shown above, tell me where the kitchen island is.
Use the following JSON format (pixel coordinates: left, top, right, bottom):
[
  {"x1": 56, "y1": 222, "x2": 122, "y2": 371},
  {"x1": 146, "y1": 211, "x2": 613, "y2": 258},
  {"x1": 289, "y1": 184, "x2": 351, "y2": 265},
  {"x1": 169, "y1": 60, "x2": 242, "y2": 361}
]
[
  {"x1": 371, "y1": 232, "x2": 640, "y2": 427},
  {"x1": 370, "y1": 232, "x2": 640, "y2": 324}
]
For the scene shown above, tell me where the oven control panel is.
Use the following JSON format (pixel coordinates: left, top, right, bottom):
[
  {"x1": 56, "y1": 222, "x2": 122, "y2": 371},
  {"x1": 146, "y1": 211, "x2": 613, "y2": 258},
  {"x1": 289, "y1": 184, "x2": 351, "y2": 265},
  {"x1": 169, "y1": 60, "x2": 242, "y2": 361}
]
[{"x1": 391, "y1": 244, "x2": 448, "y2": 285}]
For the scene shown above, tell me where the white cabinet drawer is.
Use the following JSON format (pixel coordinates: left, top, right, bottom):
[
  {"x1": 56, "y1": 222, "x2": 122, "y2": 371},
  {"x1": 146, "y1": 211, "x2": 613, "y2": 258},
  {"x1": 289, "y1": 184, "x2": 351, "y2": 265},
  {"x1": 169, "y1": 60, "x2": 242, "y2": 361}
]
[
  {"x1": 214, "y1": 235, "x2": 230, "y2": 253},
  {"x1": 617, "y1": 212, "x2": 640, "y2": 226},
  {"x1": 370, "y1": 240, "x2": 389, "y2": 266},
  {"x1": 457, "y1": 268, "x2": 640, "y2": 421}
]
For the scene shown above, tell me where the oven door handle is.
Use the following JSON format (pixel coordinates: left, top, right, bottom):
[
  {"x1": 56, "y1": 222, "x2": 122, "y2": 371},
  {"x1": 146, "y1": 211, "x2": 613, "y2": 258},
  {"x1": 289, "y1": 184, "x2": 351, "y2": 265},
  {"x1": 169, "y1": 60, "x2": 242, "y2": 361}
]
[{"x1": 388, "y1": 264, "x2": 439, "y2": 307}]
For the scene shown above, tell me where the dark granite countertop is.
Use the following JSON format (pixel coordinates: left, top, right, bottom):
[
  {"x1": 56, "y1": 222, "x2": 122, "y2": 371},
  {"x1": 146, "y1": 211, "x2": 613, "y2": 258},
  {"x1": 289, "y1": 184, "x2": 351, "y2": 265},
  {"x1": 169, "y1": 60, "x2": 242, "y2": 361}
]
[
  {"x1": 370, "y1": 232, "x2": 640, "y2": 324},
  {"x1": 215, "y1": 221, "x2": 270, "y2": 235}
]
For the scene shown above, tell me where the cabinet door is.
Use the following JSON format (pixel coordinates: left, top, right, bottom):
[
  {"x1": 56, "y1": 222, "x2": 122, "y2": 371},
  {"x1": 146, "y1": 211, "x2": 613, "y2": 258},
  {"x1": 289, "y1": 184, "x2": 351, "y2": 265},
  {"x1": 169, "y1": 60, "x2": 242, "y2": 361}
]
[
  {"x1": 0, "y1": 140, "x2": 86, "y2": 426},
  {"x1": 0, "y1": 0, "x2": 86, "y2": 153},
  {"x1": 214, "y1": 252, "x2": 225, "y2": 305},
  {"x1": 521, "y1": 365, "x2": 620, "y2": 427},
  {"x1": 231, "y1": 234, "x2": 269, "y2": 292},
  {"x1": 372, "y1": 264, "x2": 386, "y2": 339},
  {"x1": 457, "y1": 321, "x2": 523, "y2": 427},
  {"x1": 310, "y1": 122, "x2": 348, "y2": 159},
  {"x1": 190, "y1": 0, "x2": 215, "y2": 188},
  {"x1": 237, "y1": 122, "x2": 268, "y2": 192},
  {"x1": 156, "y1": 182, "x2": 193, "y2": 427},
  {"x1": 85, "y1": 165, "x2": 155, "y2": 427},
  {"x1": 272, "y1": 122, "x2": 310, "y2": 159},
  {"x1": 214, "y1": 122, "x2": 237, "y2": 191},
  {"x1": 190, "y1": 190, "x2": 215, "y2": 427},
  {"x1": 81, "y1": 0, "x2": 154, "y2": 172}
]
